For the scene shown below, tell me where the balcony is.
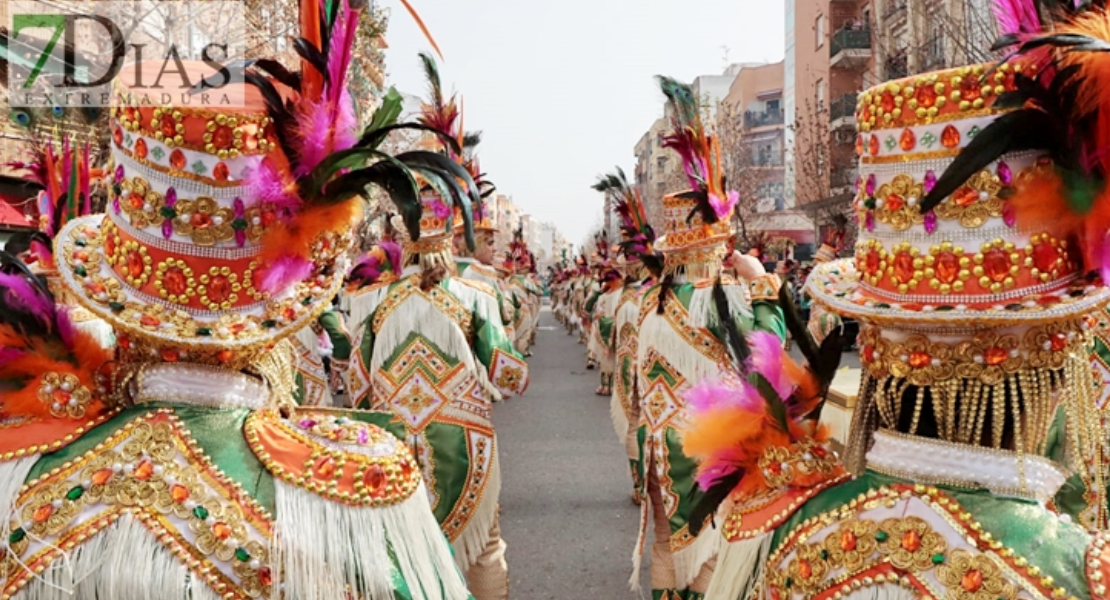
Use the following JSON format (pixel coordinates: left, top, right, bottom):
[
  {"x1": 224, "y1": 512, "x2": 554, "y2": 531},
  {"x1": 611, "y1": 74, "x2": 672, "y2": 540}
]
[
  {"x1": 830, "y1": 93, "x2": 857, "y2": 130},
  {"x1": 885, "y1": 55, "x2": 909, "y2": 80},
  {"x1": 744, "y1": 109, "x2": 785, "y2": 130},
  {"x1": 884, "y1": 0, "x2": 907, "y2": 23},
  {"x1": 830, "y1": 29, "x2": 872, "y2": 70}
]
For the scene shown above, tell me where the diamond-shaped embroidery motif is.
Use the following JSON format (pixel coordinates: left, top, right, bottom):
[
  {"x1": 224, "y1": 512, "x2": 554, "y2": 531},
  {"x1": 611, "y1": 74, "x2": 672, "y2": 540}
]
[
  {"x1": 390, "y1": 375, "x2": 446, "y2": 431},
  {"x1": 191, "y1": 160, "x2": 207, "y2": 175},
  {"x1": 150, "y1": 146, "x2": 165, "y2": 160},
  {"x1": 967, "y1": 125, "x2": 981, "y2": 138},
  {"x1": 884, "y1": 135, "x2": 897, "y2": 151},
  {"x1": 920, "y1": 131, "x2": 938, "y2": 148}
]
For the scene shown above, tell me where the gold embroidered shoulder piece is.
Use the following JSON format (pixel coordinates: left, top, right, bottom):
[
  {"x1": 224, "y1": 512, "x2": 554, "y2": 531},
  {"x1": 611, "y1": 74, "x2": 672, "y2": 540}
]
[
  {"x1": 244, "y1": 409, "x2": 421, "y2": 507},
  {"x1": 1, "y1": 410, "x2": 273, "y2": 600}
]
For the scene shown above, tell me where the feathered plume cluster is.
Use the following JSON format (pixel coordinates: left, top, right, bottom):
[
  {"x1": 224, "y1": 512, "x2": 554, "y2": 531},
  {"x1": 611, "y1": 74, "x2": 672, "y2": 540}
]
[
  {"x1": 0, "y1": 253, "x2": 113, "y2": 422},
  {"x1": 6, "y1": 137, "x2": 100, "y2": 269},
  {"x1": 682, "y1": 285, "x2": 843, "y2": 534},
  {"x1": 241, "y1": 0, "x2": 478, "y2": 292},
  {"x1": 921, "y1": 2, "x2": 1110, "y2": 279},
  {"x1": 348, "y1": 240, "x2": 402, "y2": 289},
  {"x1": 410, "y1": 52, "x2": 487, "y2": 249},
  {"x1": 592, "y1": 166, "x2": 663, "y2": 277},
  {"x1": 656, "y1": 76, "x2": 738, "y2": 224}
]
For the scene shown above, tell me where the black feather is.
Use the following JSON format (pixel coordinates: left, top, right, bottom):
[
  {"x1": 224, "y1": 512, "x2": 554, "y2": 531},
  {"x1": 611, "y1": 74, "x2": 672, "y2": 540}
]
[
  {"x1": 243, "y1": 71, "x2": 295, "y2": 158},
  {"x1": 778, "y1": 284, "x2": 819, "y2": 368},
  {"x1": 712, "y1": 277, "x2": 750, "y2": 368},
  {"x1": 356, "y1": 123, "x2": 463, "y2": 155},
  {"x1": 918, "y1": 110, "x2": 1057, "y2": 213},
  {"x1": 253, "y1": 58, "x2": 302, "y2": 92},
  {"x1": 688, "y1": 471, "x2": 742, "y2": 536},
  {"x1": 325, "y1": 160, "x2": 421, "y2": 239},
  {"x1": 292, "y1": 37, "x2": 330, "y2": 87}
]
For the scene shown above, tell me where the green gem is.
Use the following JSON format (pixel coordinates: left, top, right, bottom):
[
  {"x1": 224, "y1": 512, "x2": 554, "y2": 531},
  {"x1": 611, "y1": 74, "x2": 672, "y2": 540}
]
[
  {"x1": 819, "y1": 549, "x2": 829, "y2": 560},
  {"x1": 235, "y1": 547, "x2": 250, "y2": 562},
  {"x1": 193, "y1": 506, "x2": 209, "y2": 520},
  {"x1": 920, "y1": 132, "x2": 938, "y2": 148},
  {"x1": 113, "y1": 183, "x2": 122, "y2": 195},
  {"x1": 931, "y1": 553, "x2": 945, "y2": 565},
  {"x1": 75, "y1": 265, "x2": 87, "y2": 277},
  {"x1": 65, "y1": 486, "x2": 85, "y2": 501},
  {"x1": 884, "y1": 135, "x2": 897, "y2": 150},
  {"x1": 109, "y1": 302, "x2": 125, "y2": 312},
  {"x1": 784, "y1": 578, "x2": 793, "y2": 588},
  {"x1": 231, "y1": 219, "x2": 248, "y2": 231},
  {"x1": 75, "y1": 238, "x2": 87, "y2": 247},
  {"x1": 864, "y1": 198, "x2": 876, "y2": 210},
  {"x1": 191, "y1": 160, "x2": 207, "y2": 175},
  {"x1": 9, "y1": 528, "x2": 26, "y2": 544},
  {"x1": 302, "y1": 297, "x2": 312, "y2": 305},
  {"x1": 261, "y1": 319, "x2": 277, "y2": 328},
  {"x1": 150, "y1": 147, "x2": 165, "y2": 160},
  {"x1": 160, "y1": 206, "x2": 177, "y2": 219},
  {"x1": 875, "y1": 303, "x2": 891, "y2": 309},
  {"x1": 1005, "y1": 304, "x2": 1024, "y2": 311},
  {"x1": 967, "y1": 125, "x2": 981, "y2": 138},
  {"x1": 875, "y1": 530, "x2": 889, "y2": 542},
  {"x1": 196, "y1": 327, "x2": 212, "y2": 336},
  {"x1": 935, "y1": 306, "x2": 954, "y2": 312}
]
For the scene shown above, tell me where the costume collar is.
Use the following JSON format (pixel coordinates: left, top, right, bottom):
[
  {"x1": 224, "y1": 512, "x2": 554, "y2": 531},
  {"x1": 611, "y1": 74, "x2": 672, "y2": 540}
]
[
  {"x1": 866, "y1": 430, "x2": 1068, "y2": 504},
  {"x1": 132, "y1": 362, "x2": 270, "y2": 410}
]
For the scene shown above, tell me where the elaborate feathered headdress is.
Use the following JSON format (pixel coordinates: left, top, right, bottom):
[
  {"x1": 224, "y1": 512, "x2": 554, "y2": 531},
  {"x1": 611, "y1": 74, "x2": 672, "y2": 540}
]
[
  {"x1": 920, "y1": 2, "x2": 1110, "y2": 279},
  {"x1": 681, "y1": 286, "x2": 845, "y2": 534},
  {"x1": 656, "y1": 76, "x2": 738, "y2": 223},
  {"x1": 241, "y1": 2, "x2": 478, "y2": 289},
  {"x1": 0, "y1": 252, "x2": 114, "y2": 422},
  {"x1": 6, "y1": 137, "x2": 100, "y2": 270},
  {"x1": 592, "y1": 166, "x2": 663, "y2": 277}
]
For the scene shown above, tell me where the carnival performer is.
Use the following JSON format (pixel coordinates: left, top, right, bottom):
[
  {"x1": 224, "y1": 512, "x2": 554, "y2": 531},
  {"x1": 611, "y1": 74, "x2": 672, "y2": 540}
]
[
  {"x1": 0, "y1": 6, "x2": 478, "y2": 594},
  {"x1": 687, "y1": 8, "x2": 1110, "y2": 596},
  {"x1": 452, "y1": 166, "x2": 518, "y2": 352},
  {"x1": 594, "y1": 166, "x2": 663, "y2": 503},
  {"x1": 584, "y1": 236, "x2": 621, "y2": 396},
  {"x1": 631, "y1": 75, "x2": 787, "y2": 600},
  {"x1": 804, "y1": 216, "x2": 847, "y2": 345},
  {"x1": 344, "y1": 53, "x2": 528, "y2": 600},
  {"x1": 5, "y1": 142, "x2": 115, "y2": 349}
]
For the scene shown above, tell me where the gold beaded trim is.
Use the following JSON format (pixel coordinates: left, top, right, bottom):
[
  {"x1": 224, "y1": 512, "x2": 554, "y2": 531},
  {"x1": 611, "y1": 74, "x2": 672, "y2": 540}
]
[
  {"x1": 766, "y1": 484, "x2": 1076, "y2": 600},
  {"x1": 113, "y1": 175, "x2": 270, "y2": 246},
  {"x1": 854, "y1": 232, "x2": 1074, "y2": 296},
  {"x1": 858, "y1": 168, "x2": 1011, "y2": 231},
  {"x1": 2, "y1": 411, "x2": 274, "y2": 600},
  {"x1": 857, "y1": 63, "x2": 1029, "y2": 132},
  {"x1": 858, "y1": 321, "x2": 1087, "y2": 386}
]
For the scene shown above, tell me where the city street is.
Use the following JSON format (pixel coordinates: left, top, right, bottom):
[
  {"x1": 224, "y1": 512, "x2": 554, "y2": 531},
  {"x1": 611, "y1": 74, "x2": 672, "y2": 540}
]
[
  {"x1": 495, "y1": 306, "x2": 647, "y2": 598},
  {"x1": 494, "y1": 304, "x2": 860, "y2": 597}
]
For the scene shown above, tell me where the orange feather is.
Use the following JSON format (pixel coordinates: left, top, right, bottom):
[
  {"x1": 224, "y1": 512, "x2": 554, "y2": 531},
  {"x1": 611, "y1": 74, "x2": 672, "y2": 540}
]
[
  {"x1": 260, "y1": 198, "x2": 362, "y2": 263},
  {"x1": 1010, "y1": 169, "x2": 1079, "y2": 239},
  {"x1": 1053, "y1": 9, "x2": 1110, "y2": 175}
]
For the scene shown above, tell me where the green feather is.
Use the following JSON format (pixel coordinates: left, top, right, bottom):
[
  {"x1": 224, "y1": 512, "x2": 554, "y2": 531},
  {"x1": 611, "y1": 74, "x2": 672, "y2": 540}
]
[{"x1": 1059, "y1": 167, "x2": 1103, "y2": 215}]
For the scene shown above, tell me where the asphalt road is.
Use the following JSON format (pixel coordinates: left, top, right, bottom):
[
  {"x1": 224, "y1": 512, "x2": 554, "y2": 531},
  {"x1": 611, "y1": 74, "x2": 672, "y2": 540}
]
[
  {"x1": 494, "y1": 306, "x2": 648, "y2": 598},
  {"x1": 492, "y1": 304, "x2": 861, "y2": 598}
]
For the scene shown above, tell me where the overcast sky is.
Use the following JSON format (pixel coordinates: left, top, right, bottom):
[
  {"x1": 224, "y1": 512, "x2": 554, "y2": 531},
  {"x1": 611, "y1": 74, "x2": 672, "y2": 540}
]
[{"x1": 381, "y1": 0, "x2": 785, "y2": 246}]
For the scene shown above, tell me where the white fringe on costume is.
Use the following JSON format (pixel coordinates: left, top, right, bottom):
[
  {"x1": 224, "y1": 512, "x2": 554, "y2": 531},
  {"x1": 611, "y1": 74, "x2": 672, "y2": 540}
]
[
  {"x1": 368, "y1": 290, "x2": 502, "y2": 401},
  {"x1": 446, "y1": 278, "x2": 502, "y2": 327},
  {"x1": 631, "y1": 283, "x2": 754, "y2": 591},
  {"x1": 0, "y1": 456, "x2": 39, "y2": 545},
  {"x1": 11, "y1": 515, "x2": 224, "y2": 600},
  {"x1": 293, "y1": 325, "x2": 333, "y2": 406},
  {"x1": 703, "y1": 535, "x2": 771, "y2": 600},
  {"x1": 610, "y1": 391, "x2": 629, "y2": 445},
  {"x1": 274, "y1": 480, "x2": 469, "y2": 600},
  {"x1": 449, "y1": 449, "x2": 502, "y2": 572},
  {"x1": 347, "y1": 284, "x2": 393, "y2": 341}
]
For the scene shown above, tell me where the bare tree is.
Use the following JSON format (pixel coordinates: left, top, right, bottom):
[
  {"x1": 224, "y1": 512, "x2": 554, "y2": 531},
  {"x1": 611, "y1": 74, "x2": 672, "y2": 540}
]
[{"x1": 716, "y1": 100, "x2": 770, "y2": 249}]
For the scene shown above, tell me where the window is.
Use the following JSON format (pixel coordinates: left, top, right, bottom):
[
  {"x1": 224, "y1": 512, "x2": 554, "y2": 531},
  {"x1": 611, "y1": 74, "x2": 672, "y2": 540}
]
[
  {"x1": 816, "y1": 14, "x2": 826, "y2": 48},
  {"x1": 766, "y1": 99, "x2": 781, "y2": 112},
  {"x1": 816, "y1": 79, "x2": 825, "y2": 112}
]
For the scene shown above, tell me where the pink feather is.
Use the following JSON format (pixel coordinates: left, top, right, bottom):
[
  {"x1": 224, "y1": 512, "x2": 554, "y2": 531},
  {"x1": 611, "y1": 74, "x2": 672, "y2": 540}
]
[
  {"x1": 685, "y1": 378, "x2": 760, "y2": 413},
  {"x1": 381, "y1": 240, "x2": 402, "y2": 272},
  {"x1": 748, "y1": 331, "x2": 793, "y2": 400},
  {"x1": 0, "y1": 272, "x2": 56, "y2": 329},
  {"x1": 258, "y1": 255, "x2": 313, "y2": 294},
  {"x1": 244, "y1": 160, "x2": 301, "y2": 211},
  {"x1": 991, "y1": 0, "x2": 1041, "y2": 35},
  {"x1": 29, "y1": 239, "x2": 53, "y2": 266}
]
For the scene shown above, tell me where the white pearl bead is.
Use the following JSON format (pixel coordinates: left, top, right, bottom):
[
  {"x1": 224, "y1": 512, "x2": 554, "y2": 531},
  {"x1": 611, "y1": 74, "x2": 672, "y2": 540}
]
[{"x1": 212, "y1": 216, "x2": 224, "y2": 225}]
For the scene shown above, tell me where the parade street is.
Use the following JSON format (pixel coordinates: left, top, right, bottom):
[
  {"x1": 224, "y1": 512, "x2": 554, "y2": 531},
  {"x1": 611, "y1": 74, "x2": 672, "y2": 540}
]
[{"x1": 496, "y1": 305, "x2": 648, "y2": 598}]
